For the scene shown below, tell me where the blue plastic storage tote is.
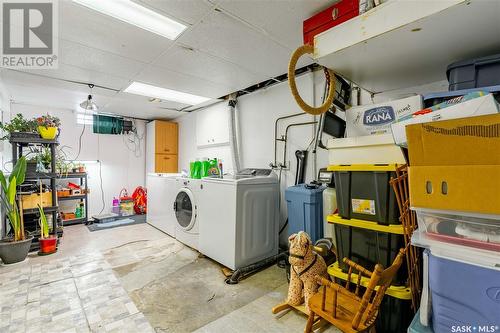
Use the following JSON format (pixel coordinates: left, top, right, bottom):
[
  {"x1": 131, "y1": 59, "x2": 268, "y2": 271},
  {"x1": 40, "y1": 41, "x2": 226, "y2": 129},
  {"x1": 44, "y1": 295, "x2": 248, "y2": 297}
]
[
  {"x1": 285, "y1": 184, "x2": 325, "y2": 243},
  {"x1": 429, "y1": 253, "x2": 500, "y2": 333},
  {"x1": 423, "y1": 84, "x2": 500, "y2": 107}
]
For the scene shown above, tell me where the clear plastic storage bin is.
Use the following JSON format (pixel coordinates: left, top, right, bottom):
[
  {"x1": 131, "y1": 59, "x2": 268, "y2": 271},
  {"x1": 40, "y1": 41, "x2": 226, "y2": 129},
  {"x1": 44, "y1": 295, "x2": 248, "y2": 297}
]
[{"x1": 413, "y1": 207, "x2": 500, "y2": 252}]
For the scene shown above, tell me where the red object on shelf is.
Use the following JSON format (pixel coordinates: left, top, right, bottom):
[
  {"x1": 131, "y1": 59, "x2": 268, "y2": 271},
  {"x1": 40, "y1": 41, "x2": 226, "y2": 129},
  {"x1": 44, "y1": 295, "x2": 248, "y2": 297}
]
[
  {"x1": 67, "y1": 182, "x2": 80, "y2": 190},
  {"x1": 303, "y1": 0, "x2": 359, "y2": 45},
  {"x1": 39, "y1": 236, "x2": 57, "y2": 254},
  {"x1": 427, "y1": 232, "x2": 500, "y2": 253}
]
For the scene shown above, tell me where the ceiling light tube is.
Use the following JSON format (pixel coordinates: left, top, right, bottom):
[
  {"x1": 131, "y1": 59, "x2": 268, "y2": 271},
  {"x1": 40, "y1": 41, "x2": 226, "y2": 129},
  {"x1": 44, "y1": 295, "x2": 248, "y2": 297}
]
[
  {"x1": 72, "y1": 0, "x2": 187, "y2": 40},
  {"x1": 124, "y1": 82, "x2": 211, "y2": 106}
]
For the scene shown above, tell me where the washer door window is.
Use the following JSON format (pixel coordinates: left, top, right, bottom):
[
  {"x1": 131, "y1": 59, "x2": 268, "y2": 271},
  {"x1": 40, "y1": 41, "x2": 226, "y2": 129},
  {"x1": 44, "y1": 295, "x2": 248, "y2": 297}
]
[{"x1": 174, "y1": 188, "x2": 196, "y2": 231}]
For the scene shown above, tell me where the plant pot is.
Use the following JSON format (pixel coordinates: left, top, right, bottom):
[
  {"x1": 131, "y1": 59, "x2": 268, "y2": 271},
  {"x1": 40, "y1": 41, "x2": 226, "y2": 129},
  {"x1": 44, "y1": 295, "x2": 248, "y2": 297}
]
[
  {"x1": 10, "y1": 132, "x2": 40, "y2": 140},
  {"x1": 0, "y1": 236, "x2": 33, "y2": 264},
  {"x1": 39, "y1": 236, "x2": 57, "y2": 255},
  {"x1": 38, "y1": 126, "x2": 58, "y2": 140}
]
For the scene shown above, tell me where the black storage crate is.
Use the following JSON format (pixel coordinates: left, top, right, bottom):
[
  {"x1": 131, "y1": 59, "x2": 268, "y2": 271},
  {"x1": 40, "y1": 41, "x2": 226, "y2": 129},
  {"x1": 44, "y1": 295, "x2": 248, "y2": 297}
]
[
  {"x1": 333, "y1": 168, "x2": 400, "y2": 225},
  {"x1": 447, "y1": 53, "x2": 500, "y2": 91},
  {"x1": 334, "y1": 221, "x2": 408, "y2": 286}
]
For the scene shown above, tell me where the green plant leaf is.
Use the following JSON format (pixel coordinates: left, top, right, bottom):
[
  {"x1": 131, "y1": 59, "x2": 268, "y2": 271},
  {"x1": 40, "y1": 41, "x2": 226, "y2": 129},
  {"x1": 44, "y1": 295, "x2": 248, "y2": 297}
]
[
  {"x1": 8, "y1": 176, "x2": 16, "y2": 206},
  {"x1": 0, "y1": 170, "x2": 7, "y2": 195},
  {"x1": 37, "y1": 204, "x2": 49, "y2": 238},
  {"x1": 9, "y1": 156, "x2": 27, "y2": 185}
]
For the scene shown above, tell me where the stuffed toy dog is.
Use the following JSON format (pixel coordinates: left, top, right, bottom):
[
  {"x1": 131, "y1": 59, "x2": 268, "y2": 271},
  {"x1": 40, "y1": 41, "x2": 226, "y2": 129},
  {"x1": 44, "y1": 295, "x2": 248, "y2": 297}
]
[{"x1": 287, "y1": 231, "x2": 328, "y2": 313}]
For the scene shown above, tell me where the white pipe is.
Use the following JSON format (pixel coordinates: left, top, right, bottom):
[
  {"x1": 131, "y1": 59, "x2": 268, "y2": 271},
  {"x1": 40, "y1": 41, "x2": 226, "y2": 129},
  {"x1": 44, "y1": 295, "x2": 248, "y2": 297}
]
[{"x1": 228, "y1": 93, "x2": 241, "y2": 173}]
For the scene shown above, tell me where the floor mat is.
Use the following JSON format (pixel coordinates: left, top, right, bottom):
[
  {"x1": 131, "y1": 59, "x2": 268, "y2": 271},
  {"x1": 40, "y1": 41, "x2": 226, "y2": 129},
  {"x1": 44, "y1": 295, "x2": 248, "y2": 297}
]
[{"x1": 87, "y1": 215, "x2": 146, "y2": 232}]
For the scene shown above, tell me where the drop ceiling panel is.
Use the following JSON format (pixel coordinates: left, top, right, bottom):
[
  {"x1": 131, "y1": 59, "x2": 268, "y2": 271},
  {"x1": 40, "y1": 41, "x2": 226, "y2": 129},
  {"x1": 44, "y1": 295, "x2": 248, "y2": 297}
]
[
  {"x1": 60, "y1": 1, "x2": 172, "y2": 63},
  {"x1": 153, "y1": 44, "x2": 263, "y2": 91},
  {"x1": 103, "y1": 94, "x2": 187, "y2": 119},
  {"x1": 178, "y1": 9, "x2": 294, "y2": 78},
  {"x1": 135, "y1": 0, "x2": 213, "y2": 25},
  {"x1": 135, "y1": 65, "x2": 232, "y2": 99},
  {"x1": 216, "y1": 0, "x2": 331, "y2": 50},
  {"x1": 59, "y1": 40, "x2": 145, "y2": 81},
  {"x1": 16, "y1": 63, "x2": 129, "y2": 92}
]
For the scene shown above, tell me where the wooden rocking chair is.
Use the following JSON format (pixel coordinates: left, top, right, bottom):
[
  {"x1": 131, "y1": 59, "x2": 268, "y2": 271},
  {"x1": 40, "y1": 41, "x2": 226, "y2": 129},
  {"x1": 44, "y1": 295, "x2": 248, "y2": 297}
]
[{"x1": 304, "y1": 248, "x2": 405, "y2": 333}]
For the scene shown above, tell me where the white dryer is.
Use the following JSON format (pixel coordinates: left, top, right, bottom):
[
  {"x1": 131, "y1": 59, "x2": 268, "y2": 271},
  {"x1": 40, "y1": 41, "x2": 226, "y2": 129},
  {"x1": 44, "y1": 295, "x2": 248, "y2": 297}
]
[
  {"x1": 146, "y1": 173, "x2": 181, "y2": 237},
  {"x1": 174, "y1": 178, "x2": 202, "y2": 250},
  {"x1": 199, "y1": 169, "x2": 279, "y2": 270}
]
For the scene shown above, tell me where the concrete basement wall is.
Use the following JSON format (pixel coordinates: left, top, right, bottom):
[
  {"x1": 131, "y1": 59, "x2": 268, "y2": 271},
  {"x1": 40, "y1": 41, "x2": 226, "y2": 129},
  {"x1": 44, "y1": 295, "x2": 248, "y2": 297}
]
[{"x1": 3, "y1": 103, "x2": 146, "y2": 218}]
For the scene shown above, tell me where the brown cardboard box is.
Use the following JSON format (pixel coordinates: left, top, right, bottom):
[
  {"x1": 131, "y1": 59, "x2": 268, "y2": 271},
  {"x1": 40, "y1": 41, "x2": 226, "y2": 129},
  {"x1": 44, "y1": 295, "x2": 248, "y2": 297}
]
[
  {"x1": 21, "y1": 191, "x2": 53, "y2": 210},
  {"x1": 407, "y1": 114, "x2": 500, "y2": 214}
]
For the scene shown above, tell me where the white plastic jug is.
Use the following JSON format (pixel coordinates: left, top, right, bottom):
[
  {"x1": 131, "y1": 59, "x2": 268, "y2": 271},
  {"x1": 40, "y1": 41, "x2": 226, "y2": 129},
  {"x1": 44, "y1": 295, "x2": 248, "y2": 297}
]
[{"x1": 323, "y1": 187, "x2": 337, "y2": 243}]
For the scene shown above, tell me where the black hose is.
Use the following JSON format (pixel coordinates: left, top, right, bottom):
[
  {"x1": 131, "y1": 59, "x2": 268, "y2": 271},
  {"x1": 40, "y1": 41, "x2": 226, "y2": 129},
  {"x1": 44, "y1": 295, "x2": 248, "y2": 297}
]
[{"x1": 224, "y1": 252, "x2": 288, "y2": 284}]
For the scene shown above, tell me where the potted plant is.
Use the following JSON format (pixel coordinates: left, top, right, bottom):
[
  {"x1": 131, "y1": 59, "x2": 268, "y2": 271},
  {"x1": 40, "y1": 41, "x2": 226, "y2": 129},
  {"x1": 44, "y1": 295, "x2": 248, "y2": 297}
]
[
  {"x1": 0, "y1": 157, "x2": 33, "y2": 264},
  {"x1": 0, "y1": 114, "x2": 38, "y2": 141},
  {"x1": 37, "y1": 204, "x2": 57, "y2": 255},
  {"x1": 36, "y1": 114, "x2": 60, "y2": 140}
]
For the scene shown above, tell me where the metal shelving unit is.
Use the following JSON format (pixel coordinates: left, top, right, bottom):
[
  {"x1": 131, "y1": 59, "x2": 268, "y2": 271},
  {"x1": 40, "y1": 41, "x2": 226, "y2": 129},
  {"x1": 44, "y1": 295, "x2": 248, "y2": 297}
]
[
  {"x1": 9, "y1": 137, "x2": 60, "y2": 252},
  {"x1": 56, "y1": 172, "x2": 88, "y2": 226}
]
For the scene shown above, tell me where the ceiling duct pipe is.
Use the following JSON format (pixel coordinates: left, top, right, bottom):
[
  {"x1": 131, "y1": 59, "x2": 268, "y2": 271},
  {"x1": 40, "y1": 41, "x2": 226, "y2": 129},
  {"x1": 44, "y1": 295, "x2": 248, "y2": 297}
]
[{"x1": 228, "y1": 93, "x2": 241, "y2": 173}]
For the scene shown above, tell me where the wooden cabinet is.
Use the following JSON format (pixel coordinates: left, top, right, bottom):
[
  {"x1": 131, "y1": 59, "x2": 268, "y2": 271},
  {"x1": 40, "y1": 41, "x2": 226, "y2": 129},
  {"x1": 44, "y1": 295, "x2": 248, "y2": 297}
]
[
  {"x1": 146, "y1": 120, "x2": 178, "y2": 173},
  {"x1": 155, "y1": 121, "x2": 178, "y2": 154},
  {"x1": 155, "y1": 154, "x2": 178, "y2": 173}
]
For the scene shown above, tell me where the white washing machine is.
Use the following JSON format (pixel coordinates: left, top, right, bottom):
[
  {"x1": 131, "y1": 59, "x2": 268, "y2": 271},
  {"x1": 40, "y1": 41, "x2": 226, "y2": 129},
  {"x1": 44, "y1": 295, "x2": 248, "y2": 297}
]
[
  {"x1": 174, "y1": 177, "x2": 202, "y2": 250},
  {"x1": 146, "y1": 173, "x2": 181, "y2": 237},
  {"x1": 199, "y1": 169, "x2": 279, "y2": 270}
]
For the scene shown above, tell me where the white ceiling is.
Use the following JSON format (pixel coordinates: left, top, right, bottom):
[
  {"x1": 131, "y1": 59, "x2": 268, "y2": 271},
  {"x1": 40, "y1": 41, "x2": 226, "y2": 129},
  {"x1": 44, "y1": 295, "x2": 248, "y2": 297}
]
[{"x1": 1, "y1": 0, "x2": 332, "y2": 119}]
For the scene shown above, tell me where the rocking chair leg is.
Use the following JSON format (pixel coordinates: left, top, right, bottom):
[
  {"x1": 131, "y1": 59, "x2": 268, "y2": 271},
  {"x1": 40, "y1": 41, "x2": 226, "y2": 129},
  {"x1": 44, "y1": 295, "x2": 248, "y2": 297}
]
[{"x1": 305, "y1": 312, "x2": 315, "y2": 333}]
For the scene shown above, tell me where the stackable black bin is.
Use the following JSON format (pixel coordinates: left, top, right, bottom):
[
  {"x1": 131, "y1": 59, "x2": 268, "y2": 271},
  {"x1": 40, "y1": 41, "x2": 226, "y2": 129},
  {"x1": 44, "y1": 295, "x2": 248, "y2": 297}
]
[
  {"x1": 447, "y1": 53, "x2": 500, "y2": 91},
  {"x1": 332, "y1": 215, "x2": 408, "y2": 286},
  {"x1": 332, "y1": 165, "x2": 400, "y2": 225}
]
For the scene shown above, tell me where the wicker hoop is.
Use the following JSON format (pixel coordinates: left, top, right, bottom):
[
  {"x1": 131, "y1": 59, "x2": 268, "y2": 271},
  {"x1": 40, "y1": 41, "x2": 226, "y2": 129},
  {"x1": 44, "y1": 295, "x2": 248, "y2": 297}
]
[{"x1": 288, "y1": 44, "x2": 336, "y2": 115}]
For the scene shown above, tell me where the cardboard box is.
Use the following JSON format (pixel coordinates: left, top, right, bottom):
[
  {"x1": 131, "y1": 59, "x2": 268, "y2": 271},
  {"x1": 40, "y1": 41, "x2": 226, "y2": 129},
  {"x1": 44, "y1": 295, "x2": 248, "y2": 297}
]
[
  {"x1": 392, "y1": 94, "x2": 499, "y2": 147},
  {"x1": 346, "y1": 95, "x2": 422, "y2": 137},
  {"x1": 327, "y1": 134, "x2": 406, "y2": 165},
  {"x1": 408, "y1": 114, "x2": 500, "y2": 215},
  {"x1": 21, "y1": 191, "x2": 53, "y2": 210}
]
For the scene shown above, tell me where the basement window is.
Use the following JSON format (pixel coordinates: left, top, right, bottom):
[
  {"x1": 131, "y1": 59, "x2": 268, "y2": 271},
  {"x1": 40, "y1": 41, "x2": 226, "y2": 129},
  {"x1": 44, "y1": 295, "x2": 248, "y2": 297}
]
[{"x1": 76, "y1": 111, "x2": 94, "y2": 125}]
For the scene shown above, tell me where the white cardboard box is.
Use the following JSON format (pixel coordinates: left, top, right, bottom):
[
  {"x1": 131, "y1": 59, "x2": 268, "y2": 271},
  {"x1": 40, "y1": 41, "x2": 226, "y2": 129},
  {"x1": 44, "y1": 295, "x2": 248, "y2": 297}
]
[
  {"x1": 327, "y1": 134, "x2": 406, "y2": 165},
  {"x1": 391, "y1": 94, "x2": 500, "y2": 147},
  {"x1": 346, "y1": 95, "x2": 422, "y2": 137}
]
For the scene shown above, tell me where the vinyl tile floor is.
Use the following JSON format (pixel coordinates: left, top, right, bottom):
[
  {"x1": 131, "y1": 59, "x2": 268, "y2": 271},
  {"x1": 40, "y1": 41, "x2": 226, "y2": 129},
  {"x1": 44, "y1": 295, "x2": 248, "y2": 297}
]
[{"x1": 0, "y1": 224, "x2": 341, "y2": 333}]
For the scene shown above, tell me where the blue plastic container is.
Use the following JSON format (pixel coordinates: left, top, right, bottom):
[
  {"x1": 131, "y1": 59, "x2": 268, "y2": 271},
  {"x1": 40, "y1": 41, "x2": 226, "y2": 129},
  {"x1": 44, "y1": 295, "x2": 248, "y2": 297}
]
[
  {"x1": 408, "y1": 310, "x2": 434, "y2": 333},
  {"x1": 285, "y1": 184, "x2": 325, "y2": 243},
  {"x1": 429, "y1": 253, "x2": 500, "y2": 333},
  {"x1": 423, "y1": 84, "x2": 500, "y2": 107}
]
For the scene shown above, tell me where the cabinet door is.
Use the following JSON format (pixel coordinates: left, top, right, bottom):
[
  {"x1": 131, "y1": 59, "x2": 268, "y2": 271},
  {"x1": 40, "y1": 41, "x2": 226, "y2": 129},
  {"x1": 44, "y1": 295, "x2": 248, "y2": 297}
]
[
  {"x1": 155, "y1": 154, "x2": 178, "y2": 173},
  {"x1": 196, "y1": 106, "x2": 229, "y2": 147},
  {"x1": 155, "y1": 121, "x2": 178, "y2": 154}
]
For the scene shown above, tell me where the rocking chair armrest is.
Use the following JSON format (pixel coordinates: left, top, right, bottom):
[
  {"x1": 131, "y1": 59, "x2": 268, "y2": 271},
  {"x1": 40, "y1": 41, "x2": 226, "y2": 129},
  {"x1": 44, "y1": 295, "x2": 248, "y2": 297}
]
[
  {"x1": 314, "y1": 276, "x2": 352, "y2": 296},
  {"x1": 343, "y1": 258, "x2": 373, "y2": 277}
]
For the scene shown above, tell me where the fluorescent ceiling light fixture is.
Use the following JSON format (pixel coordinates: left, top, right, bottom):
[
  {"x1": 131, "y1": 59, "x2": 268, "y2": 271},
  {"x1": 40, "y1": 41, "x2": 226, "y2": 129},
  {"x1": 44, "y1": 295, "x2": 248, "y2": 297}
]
[
  {"x1": 124, "y1": 82, "x2": 211, "y2": 106},
  {"x1": 72, "y1": 0, "x2": 187, "y2": 40}
]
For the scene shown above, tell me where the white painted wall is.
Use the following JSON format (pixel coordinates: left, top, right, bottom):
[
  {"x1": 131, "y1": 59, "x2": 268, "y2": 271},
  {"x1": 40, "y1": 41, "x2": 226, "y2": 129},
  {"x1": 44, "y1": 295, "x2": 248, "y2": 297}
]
[
  {"x1": 178, "y1": 72, "x2": 333, "y2": 245},
  {"x1": 177, "y1": 71, "x2": 448, "y2": 247},
  {"x1": 0, "y1": 77, "x2": 11, "y2": 237},
  {"x1": 6, "y1": 103, "x2": 146, "y2": 218}
]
